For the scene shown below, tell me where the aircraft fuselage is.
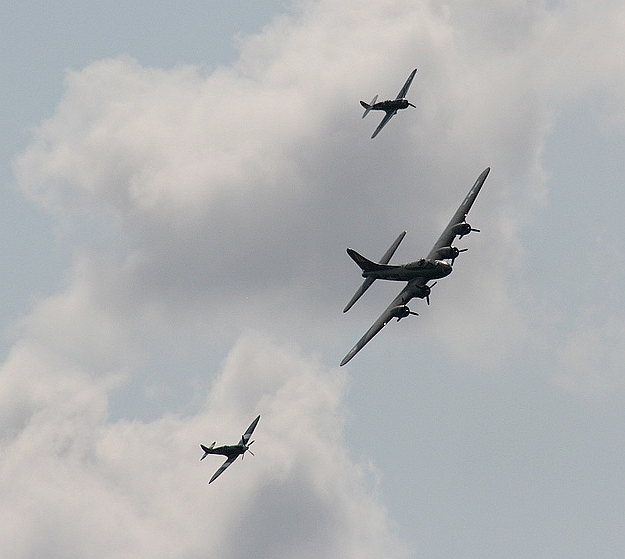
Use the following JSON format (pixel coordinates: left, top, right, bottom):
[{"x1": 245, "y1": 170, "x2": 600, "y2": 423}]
[
  {"x1": 362, "y1": 258, "x2": 452, "y2": 281},
  {"x1": 204, "y1": 444, "x2": 245, "y2": 458},
  {"x1": 370, "y1": 98, "x2": 411, "y2": 112}
]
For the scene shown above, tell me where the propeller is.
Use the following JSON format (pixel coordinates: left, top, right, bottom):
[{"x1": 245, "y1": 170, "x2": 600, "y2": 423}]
[
  {"x1": 451, "y1": 221, "x2": 480, "y2": 239},
  {"x1": 397, "y1": 309, "x2": 419, "y2": 322},
  {"x1": 435, "y1": 246, "x2": 467, "y2": 264},
  {"x1": 244, "y1": 440, "x2": 255, "y2": 458},
  {"x1": 422, "y1": 282, "x2": 437, "y2": 305},
  {"x1": 408, "y1": 102, "x2": 416, "y2": 108},
  {"x1": 390, "y1": 305, "x2": 418, "y2": 321},
  {"x1": 451, "y1": 248, "x2": 467, "y2": 265}
]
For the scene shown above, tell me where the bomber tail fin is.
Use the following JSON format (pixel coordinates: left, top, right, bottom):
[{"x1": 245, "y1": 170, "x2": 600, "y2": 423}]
[
  {"x1": 343, "y1": 231, "x2": 406, "y2": 312},
  {"x1": 200, "y1": 442, "x2": 215, "y2": 461},
  {"x1": 346, "y1": 249, "x2": 383, "y2": 273},
  {"x1": 360, "y1": 95, "x2": 378, "y2": 118}
]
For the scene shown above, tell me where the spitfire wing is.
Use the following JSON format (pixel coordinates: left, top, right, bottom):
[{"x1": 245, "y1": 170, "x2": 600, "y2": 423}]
[
  {"x1": 340, "y1": 279, "x2": 425, "y2": 366},
  {"x1": 426, "y1": 167, "x2": 490, "y2": 260},
  {"x1": 238, "y1": 415, "x2": 260, "y2": 445},
  {"x1": 371, "y1": 110, "x2": 397, "y2": 139},
  {"x1": 209, "y1": 455, "x2": 238, "y2": 484},
  {"x1": 396, "y1": 69, "x2": 417, "y2": 99}
]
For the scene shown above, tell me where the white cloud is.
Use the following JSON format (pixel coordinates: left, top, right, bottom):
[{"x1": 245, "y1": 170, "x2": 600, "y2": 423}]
[
  {"x1": 13, "y1": 0, "x2": 551, "y2": 370},
  {"x1": 6, "y1": 0, "x2": 625, "y2": 554},
  {"x1": 0, "y1": 331, "x2": 406, "y2": 559}
]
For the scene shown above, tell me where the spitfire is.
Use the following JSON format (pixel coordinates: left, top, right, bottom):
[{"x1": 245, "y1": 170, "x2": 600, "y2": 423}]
[
  {"x1": 200, "y1": 415, "x2": 260, "y2": 484},
  {"x1": 360, "y1": 69, "x2": 417, "y2": 138}
]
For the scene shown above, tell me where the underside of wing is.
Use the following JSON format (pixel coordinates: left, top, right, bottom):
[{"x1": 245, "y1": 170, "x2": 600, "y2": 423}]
[
  {"x1": 426, "y1": 167, "x2": 490, "y2": 259},
  {"x1": 209, "y1": 455, "x2": 237, "y2": 484},
  {"x1": 340, "y1": 313, "x2": 390, "y2": 366},
  {"x1": 371, "y1": 110, "x2": 397, "y2": 138},
  {"x1": 341, "y1": 283, "x2": 420, "y2": 366},
  {"x1": 239, "y1": 415, "x2": 260, "y2": 445},
  {"x1": 396, "y1": 69, "x2": 417, "y2": 99}
]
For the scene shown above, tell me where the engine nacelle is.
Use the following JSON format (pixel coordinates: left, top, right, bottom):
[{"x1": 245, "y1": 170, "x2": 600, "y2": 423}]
[
  {"x1": 451, "y1": 222, "x2": 479, "y2": 238},
  {"x1": 451, "y1": 222, "x2": 471, "y2": 237},
  {"x1": 390, "y1": 305, "x2": 412, "y2": 320},
  {"x1": 436, "y1": 246, "x2": 461, "y2": 260},
  {"x1": 413, "y1": 284, "x2": 432, "y2": 300}
]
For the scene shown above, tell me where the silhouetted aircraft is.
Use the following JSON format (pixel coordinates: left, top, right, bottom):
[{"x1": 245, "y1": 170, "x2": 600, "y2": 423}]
[
  {"x1": 360, "y1": 69, "x2": 417, "y2": 138},
  {"x1": 341, "y1": 168, "x2": 490, "y2": 365},
  {"x1": 200, "y1": 415, "x2": 260, "y2": 484}
]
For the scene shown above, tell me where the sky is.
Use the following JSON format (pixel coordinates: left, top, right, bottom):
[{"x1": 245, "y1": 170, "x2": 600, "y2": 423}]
[{"x1": 2, "y1": 1, "x2": 625, "y2": 558}]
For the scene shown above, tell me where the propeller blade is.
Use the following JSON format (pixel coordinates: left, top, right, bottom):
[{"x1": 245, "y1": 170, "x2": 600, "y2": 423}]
[
  {"x1": 452, "y1": 248, "x2": 468, "y2": 265},
  {"x1": 426, "y1": 282, "x2": 437, "y2": 305},
  {"x1": 460, "y1": 228, "x2": 480, "y2": 240},
  {"x1": 243, "y1": 439, "x2": 255, "y2": 459}
]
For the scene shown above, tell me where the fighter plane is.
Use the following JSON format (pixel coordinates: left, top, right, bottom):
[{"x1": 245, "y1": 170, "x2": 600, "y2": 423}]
[
  {"x1": 200, "y1": 415, "x2": 260, "y2": 484},
  {"x1": 360, "y1": 69, "x2": 417, "y2": 139},
  {"x1": 340, "y1": 167, "x2": 490, "y2": 366}
]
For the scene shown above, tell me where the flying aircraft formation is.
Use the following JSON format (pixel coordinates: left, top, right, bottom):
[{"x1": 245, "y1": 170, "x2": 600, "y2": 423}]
[{"x1": 200, "y1": 68, "x2": 490, "y2": 484}]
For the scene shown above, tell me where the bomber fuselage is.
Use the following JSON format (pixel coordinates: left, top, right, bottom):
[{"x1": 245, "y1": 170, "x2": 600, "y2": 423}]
[{"x1": 362, "y1": 258, "x2": 452, "y2": 281}]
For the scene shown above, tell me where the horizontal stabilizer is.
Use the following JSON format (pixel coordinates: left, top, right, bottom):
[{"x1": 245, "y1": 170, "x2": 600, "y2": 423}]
[
  {"x1": 200, "y1": 442, "x2": 215, "y2": 461},
  {"x1": 343, "y1": 231, "x2": 406, "y2": 312},
  {"x1": 360, "y1": 95, "x2": 378, "y2": 118},
  {"x1": 343, "y1": 276, "x2": 376, "y2": 313}
]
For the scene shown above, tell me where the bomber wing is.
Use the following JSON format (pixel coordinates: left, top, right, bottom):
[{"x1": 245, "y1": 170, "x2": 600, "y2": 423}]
[
  {"x1": 396, "y1": 69, "x2": 417, "y2": 99},
  {"x1": 238, "y1": 415, "x2": 260, "y2": 445},
  {"x1": 209, "y1": 455, "x2": 238, "y2": 484},
  {"x1": 340, "y1": 168, "x2": 490, "y2": 366},
  {"x1": 340, "y1": 279, "x2": 426, "y2": 366},
  {"x1": 371, "y1": 110, "x2": 397, "y2": 139},
  {"x1": 426, "y1": 167, "x2": 490, "y2": 260}
]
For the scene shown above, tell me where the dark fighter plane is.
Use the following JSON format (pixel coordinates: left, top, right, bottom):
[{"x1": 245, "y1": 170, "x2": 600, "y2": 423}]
[
  {"x1": 200, "y1": 415, "x2": 260, "y2": 484},
  {"x1": 360, "y1": 69, "x2": 417, "y2": 138},
  {"x1": 341, "y1": 167, "x2": 490, "y2": 366}
]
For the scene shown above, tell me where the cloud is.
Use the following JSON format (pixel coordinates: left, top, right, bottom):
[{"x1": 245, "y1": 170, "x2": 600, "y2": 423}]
[
  {"x1": 13, "y1": 0, "x2": 552, "y2": 371},
  {"x1": 0, "y1": 331, "x2": 406, "y2": 559},
  {"x1": 6, "y1": 0, "x2": 625, "y2": 557}
]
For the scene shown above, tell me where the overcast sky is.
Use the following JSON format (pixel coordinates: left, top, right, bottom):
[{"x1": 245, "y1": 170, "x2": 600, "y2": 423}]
[{"x1": 2, "y1": 1, "x2": 625, "y2": 558}]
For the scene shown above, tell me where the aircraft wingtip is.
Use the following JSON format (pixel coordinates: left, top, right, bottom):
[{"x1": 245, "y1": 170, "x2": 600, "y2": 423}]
[{"x1": 340, "y1": 351, "x2": 354, "y2": 366}]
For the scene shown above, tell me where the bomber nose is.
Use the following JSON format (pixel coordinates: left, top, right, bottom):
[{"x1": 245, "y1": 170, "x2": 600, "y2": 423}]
[{"x1": 441, "y1": 262, "x2": 453, "y2": 276}]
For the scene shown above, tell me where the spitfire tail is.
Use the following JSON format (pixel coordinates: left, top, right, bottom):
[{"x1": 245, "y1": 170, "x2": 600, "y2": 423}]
[
  {"x1": 360, "y1": 95, "x2": 378, "y2": 118},
  {"x1": 200, "y1": 442, "x2": 215, "y2": 461}
]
